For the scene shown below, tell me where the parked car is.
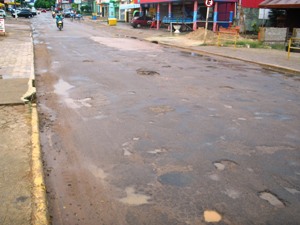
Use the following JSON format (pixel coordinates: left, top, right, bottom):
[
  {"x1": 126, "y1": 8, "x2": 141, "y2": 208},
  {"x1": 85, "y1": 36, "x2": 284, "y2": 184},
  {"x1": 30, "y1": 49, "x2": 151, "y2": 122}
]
[
  {"x1": 130, "y1": 16, "x2": 153, "y2": 28},
  {"x1": 12, "y1": 9, "x2": 33, "y2": 18},
  {"x1": 0, "y1": 9, "x2": 6, "y2": 18},
  {"x1": 41, "y1": 9, "x2": 47, "y2": 13}
]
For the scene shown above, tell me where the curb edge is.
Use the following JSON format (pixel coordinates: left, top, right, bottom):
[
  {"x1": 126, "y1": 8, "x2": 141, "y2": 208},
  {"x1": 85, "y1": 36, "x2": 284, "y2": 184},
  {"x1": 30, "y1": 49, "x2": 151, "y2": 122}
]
[{"x1": 31, "y1": 104, "x2": 50, "y2": 225}]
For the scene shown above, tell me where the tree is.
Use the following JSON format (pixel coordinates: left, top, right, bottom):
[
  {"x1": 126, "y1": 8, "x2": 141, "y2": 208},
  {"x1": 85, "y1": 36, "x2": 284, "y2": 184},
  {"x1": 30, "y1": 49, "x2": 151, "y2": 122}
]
[{"x1": 34, "y1": 0, "x2": 55, "y2": 9}]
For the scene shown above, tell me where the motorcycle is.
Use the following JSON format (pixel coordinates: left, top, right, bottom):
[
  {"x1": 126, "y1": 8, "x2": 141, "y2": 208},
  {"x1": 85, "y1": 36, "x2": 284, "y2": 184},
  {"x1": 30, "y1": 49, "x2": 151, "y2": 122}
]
[{"x1": 57, "y1": 20, "x2": 63, "y2": 31}]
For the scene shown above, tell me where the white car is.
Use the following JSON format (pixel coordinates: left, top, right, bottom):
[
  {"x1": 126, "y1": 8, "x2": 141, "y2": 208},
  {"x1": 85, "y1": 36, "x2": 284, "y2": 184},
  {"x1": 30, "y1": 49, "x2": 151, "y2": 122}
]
[{"x1": 0, "y1": 9, "x2": 6, "y2": 18}]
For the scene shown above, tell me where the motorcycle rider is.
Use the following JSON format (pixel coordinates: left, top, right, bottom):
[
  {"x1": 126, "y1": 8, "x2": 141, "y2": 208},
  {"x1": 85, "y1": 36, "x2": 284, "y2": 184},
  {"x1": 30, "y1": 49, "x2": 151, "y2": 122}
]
[{"x1": 55, "y1": 13, "x2": 64, "y2": 28}]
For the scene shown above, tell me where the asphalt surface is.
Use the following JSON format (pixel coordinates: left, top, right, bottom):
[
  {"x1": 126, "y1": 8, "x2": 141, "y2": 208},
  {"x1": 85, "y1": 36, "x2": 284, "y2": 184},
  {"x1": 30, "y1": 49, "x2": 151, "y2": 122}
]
[{"x1": 0, "y1": 14, "x2": 299, "y2": 225}]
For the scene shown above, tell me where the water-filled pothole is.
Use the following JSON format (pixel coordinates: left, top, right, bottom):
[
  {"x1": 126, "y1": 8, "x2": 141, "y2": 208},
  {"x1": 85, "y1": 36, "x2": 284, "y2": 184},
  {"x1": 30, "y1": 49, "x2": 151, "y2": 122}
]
[
  {"x1": 259, "y1": 191, "x2": 285, "y2": 208},
  {"x1": 158, "y1": 172, "x2": 192, "y2": 187}
]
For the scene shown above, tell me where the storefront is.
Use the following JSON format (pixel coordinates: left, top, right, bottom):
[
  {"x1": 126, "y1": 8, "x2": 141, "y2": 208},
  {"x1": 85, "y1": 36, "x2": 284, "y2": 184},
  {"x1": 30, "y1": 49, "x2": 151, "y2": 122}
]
[
  {"x1": 132, "y1": 0, "x2": 238, "y2": 31},
  {"x1": 119, "y1": 3, "x2": 140, "y2": 22}
]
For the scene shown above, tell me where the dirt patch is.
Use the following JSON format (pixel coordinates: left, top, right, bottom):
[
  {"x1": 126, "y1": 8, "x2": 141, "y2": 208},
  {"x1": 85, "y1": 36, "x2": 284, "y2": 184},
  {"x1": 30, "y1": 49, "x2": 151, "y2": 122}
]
[{"x1": 185, "y1": 28, "x2": 217, "y2": 44}]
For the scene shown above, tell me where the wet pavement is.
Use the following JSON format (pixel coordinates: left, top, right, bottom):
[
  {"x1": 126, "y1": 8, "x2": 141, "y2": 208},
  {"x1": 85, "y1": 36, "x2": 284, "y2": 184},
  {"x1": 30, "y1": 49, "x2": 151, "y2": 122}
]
[{"x1": 0, "y1": 14, "x2": 300, "y2": 225}]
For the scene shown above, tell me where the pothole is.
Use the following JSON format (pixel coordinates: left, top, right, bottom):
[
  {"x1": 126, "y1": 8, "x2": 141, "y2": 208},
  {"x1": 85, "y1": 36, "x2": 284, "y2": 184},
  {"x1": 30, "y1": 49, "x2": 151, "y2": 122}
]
[
  {"x1": 149, "y1": 105, "x2": 174, "y2": 114},
  {"x1": 158, "y1": 172, "x2": 192, "y2": 187},
  {"x1": 204, "y1": 210, "x2": 222, "y2": 223},
  {"x1": 213, "y1": 159, "x2": 238, "y2": 171},
  {"x1": 82, "y1": 59, "x2": 94, "y2": 63},
  {"x1": 137, "y1": 68, "x2": 160, "y2": 76},
  {"x1": 259, "y1": 191, "x2": 285, "y2": 208},
  {"x1": 119, "y1": 187, "x2": 151, "y2": 206}
]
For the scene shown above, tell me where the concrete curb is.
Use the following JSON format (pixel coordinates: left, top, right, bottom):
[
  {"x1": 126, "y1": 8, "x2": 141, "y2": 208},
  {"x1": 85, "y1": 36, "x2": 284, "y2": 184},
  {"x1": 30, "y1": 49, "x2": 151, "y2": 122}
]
[
  {"x1": 150, "y1": 41, "x2": 300, "y2": 75},
  {"x1": 24, "y1": 27, "x2": 49, "y2": 225},
  {"x1": 31, "y1": 104, "x2": 50, "y2": 225},
  {"x1": 21, "y1": 31, "x2": 36, "y2": 102}
]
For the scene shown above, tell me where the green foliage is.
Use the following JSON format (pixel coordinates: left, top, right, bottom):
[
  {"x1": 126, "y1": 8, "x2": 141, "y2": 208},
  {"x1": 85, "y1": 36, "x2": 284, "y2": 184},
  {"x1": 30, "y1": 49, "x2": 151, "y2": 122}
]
[
  {"x1": 71, "y1": 3, "x2": 78, "y2": 9},
  {"x1": 251, "y1": 22, "x2": 260, "y2": 34},
  {"x1": 34, "y1": 0, "x2": 55, "y2": 9},
  {"x1": 80, "y1": 5, "x2": 91, "y2": 13}
]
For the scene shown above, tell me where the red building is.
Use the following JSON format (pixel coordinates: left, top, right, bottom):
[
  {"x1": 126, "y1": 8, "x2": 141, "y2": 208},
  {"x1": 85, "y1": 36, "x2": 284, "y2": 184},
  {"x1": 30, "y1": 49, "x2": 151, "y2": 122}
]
[{"x1": 242, "y1": 0, "x2": 264, "y2": 8}]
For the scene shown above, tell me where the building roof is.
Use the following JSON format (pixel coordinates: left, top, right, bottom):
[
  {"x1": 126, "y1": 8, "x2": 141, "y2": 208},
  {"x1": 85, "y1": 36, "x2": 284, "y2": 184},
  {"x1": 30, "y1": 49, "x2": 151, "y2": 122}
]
[{"x1": 259, "y1": 0, "x2": 300, "y2": 8}]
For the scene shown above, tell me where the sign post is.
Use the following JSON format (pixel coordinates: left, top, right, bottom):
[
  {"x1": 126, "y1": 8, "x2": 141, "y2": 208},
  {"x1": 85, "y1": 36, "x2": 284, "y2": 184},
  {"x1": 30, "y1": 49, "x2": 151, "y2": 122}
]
[{"x1": 204, "y1": 0, "x2": 214, "y2": 44}]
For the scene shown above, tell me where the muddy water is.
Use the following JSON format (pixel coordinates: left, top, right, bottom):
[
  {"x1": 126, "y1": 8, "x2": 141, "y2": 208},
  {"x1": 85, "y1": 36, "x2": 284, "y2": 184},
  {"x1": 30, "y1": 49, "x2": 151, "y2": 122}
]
[{"x1": 33, "y1": 13, "x2": 300, "y2": 225}]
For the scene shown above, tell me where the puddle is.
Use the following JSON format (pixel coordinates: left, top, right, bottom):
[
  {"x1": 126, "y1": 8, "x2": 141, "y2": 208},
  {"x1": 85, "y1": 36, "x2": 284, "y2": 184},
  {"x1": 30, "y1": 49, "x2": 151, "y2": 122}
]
[
  {"x1": 54, "y1": 79, "x2": 74, "y2": 96},
  {"x1": 284, "y1": 187, "x2": 300, "y2": 195},
  {"x1": 180, "y1": 51, "x2": 204, "y2": 58},
  {"x1": 119, "y1": 187, "x2": 151, "y2": 205},
  {"x1": 123, "y1": 147, "x2": 132, "y2": 156},
  {"x1": 90, "y1": 36, "x2": 162, "y2": 52},
  {"x1": 204, "y1": 210, "x2": 222, "y2": 223},
  {"x1": 259, "y1": 191, "x2": 285, "y2": 208},
  {"x1": 54, "y1": 79, "x2": 92, "y2": 109},
  {"x1": 158, "y1": 172, "x2": 192, "y2": 187}
]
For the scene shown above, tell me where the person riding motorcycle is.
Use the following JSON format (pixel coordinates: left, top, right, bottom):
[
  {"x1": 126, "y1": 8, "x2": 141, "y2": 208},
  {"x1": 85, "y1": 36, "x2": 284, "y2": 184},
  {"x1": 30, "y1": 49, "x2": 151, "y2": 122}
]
[
  {"x1": 55, "y1": 13, "x2": 64, "y2": 28},
  {"x1": 52, "y1": 11, "x2": 56, "y2": 18}
]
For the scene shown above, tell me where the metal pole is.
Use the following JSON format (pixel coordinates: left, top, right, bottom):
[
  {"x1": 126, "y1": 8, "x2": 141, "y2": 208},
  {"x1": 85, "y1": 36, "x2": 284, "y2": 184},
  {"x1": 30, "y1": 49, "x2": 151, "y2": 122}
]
[{"x1": 204, "y1": 6, "x2": 209, "y2": 44}]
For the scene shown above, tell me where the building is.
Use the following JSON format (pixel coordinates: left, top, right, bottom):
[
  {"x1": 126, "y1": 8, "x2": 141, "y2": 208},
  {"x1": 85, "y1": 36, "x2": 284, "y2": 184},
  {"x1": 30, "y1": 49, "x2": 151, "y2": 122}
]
[
  {"x1": 130, "y1": 0, "x2": 239, "y2": 31},
  {"x1": 259, "y1": 0, "x2": 300, "y2": 34}
]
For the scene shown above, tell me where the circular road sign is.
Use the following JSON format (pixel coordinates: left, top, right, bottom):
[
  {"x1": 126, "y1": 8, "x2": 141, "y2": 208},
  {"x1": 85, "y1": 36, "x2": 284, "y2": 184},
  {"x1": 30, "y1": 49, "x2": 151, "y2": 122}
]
[{"x1": 205, "y1": 0, "x2": 214, "y2": 7}]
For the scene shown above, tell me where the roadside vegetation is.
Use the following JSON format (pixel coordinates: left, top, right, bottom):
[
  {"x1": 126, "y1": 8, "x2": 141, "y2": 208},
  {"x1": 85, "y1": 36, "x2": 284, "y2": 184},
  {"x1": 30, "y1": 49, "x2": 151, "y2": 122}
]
[
  {"x1": 34, "y1": 0, "x2": 55, "y2": 9},
  {"x1": 223, "y1": 39, "x2": 286, "y2": 50}
]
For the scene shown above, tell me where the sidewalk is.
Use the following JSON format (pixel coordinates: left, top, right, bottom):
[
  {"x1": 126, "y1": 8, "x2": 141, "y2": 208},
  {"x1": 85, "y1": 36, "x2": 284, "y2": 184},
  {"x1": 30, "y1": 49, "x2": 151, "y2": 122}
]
[
  {"x1": 0, "y1": 18, "x2": 48, "y2": 225},
  {"x1": 110, "y1": 21, "x2": 300, "y2": 75},
  {"x1": 0, "y1": 16, "x2": 299, "y2": 225}
]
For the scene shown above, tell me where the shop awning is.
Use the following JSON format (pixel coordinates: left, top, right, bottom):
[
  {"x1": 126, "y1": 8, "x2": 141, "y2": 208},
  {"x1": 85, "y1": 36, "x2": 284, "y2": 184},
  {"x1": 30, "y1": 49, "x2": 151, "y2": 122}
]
[
  {"x1": 259, "y1": 0, "x2": 300, "y2": 8},
  {"x1": 6, "y1": 2, "x2": 21, "y2": 5}
]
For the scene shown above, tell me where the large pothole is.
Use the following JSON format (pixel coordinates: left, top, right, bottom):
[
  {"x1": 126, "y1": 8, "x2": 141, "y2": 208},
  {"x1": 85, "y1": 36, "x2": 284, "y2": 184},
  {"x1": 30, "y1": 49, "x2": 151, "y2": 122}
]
[{"x1": 259, "y1": 191, "x2": 286, "y2": 208}]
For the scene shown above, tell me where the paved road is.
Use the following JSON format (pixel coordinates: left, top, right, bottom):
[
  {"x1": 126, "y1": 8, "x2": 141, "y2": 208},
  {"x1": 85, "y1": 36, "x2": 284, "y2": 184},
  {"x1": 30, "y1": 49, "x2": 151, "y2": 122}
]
[
  {"x1": 1, "y1": 13, "x2": 300, "y2": 225},
  {"x1": 33, "y1": 13, "x2": 300, "y2": 225}
]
